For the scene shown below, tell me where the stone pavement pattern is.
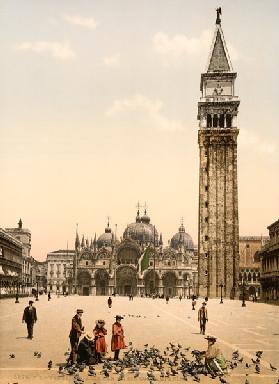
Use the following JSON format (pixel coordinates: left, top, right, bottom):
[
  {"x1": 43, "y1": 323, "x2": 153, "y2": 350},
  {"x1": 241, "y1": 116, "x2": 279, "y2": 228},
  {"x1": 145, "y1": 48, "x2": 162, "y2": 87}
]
[{"x1": 0, "y1": 295, "x2": 278, "y2": 383}]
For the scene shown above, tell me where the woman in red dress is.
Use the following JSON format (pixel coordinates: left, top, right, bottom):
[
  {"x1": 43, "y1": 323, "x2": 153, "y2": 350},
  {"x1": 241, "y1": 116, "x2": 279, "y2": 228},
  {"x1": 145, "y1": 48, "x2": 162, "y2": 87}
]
[
  {"x1": 93, "y1": 319, "x2": 107, "y2": 363},
  {"x1": 111, "y1": 315, "x2": 125, "y2": 360}
]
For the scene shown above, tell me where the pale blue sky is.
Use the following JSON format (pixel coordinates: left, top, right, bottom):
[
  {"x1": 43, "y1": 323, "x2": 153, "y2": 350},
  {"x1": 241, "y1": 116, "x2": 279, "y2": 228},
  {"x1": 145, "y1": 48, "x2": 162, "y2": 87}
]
[{"x1": 1, "y1": 0, "x2": 279, "y2": 260}]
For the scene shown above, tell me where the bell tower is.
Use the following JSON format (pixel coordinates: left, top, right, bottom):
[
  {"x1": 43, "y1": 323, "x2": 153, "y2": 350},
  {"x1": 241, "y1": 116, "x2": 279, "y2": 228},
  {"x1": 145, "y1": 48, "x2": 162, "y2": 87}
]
[{"x1": 197, "y1": 9, "x2": 240, "y2": 298}]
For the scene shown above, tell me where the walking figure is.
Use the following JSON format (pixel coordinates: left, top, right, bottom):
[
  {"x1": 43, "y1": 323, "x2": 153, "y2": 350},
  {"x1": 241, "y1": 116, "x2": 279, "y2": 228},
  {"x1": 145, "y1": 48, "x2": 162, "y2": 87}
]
[
  {"x1": 22, "y1": 300, "x2": 37, "y2": 339},
  {"x1": 179, "y1": 295, "x2": 182, "y2": 301},
  {"x1": 111, "y1": 315, "x2": 125, "y2": 360},
  {"x1": 166, "y1": 295, "x2": 170, "y2": 304},
  {"x1": 68, "y1": 309, "x2": 85, "y2": 365},
  {"x1": 107, "y1": 296, "x2": 112, "y2": 308},
  {"x1": 48, "y1": 292, "x2": 51, "y2": 301},
  {"x1": 192, "y1": 297, "x2": 197, "y2": 310},
  {"x1": 198, "y1": 302, "x2": 208, "y2": 335}
]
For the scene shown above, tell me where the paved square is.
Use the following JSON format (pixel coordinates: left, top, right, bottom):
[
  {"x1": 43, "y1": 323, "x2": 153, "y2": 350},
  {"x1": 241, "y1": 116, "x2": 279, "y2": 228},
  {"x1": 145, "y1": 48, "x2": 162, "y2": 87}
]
[{"x1": 0, "y1": 295, "x2": 278, "y2": 383}]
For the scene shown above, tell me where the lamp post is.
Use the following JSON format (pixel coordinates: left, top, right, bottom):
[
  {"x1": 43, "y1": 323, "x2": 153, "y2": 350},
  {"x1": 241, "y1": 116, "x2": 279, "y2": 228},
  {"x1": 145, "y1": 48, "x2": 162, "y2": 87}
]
[
  {"x1": 241, "y1": 279, "x2": 246, "y2": 307},
  {"x1": 219, "y1": 281, "x2": 224, "y2": 304},
  {"x1": 36, "y1": 281, "x2": 39, "y2": 301},
  {"x1": 15, "y1": 280, "x2": 19, "y2": 303}
]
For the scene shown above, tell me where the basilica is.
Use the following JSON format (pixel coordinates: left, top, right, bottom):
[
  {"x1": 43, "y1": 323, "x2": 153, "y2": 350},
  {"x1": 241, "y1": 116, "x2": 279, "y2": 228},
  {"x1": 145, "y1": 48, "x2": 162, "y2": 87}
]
[{"x1": 65, "y1": 209, "x2": 197, "y2": 297}]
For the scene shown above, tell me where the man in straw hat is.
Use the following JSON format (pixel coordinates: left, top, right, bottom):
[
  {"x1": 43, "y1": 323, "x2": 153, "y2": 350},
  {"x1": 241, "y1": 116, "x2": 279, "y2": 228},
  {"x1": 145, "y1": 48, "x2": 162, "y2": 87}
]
[
  {"x1": 201, "y1": 336, "x2": 227, "y2": 377},
  {"x1": 77, "y1": 333, "x2": 96, "y2": 365},
  {"x1": 111, "y1": 315, "x2": 126, "y2": 360},
  {"x1": 93, "y1": 319, "x2": 107, "y2": 363},
  {"x1": 68, "y1": 309, "x2": 85, "y2": 365}
]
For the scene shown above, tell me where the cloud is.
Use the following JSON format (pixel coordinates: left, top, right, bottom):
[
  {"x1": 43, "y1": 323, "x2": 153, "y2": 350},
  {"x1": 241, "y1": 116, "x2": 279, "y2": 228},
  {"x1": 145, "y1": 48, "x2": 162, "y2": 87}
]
[
  {"x1": 63, "y1": 14, "x2": 98, "y2": 29},
  {"x1": 153, "y1": 29, "x2": 238, "y2": 66},
  {"x1": 106, "y1": 94, "x2": 183, "y2": 132},
  {"x1": 103, "y1": 53, "x2": 120, "y2": 68},
  {"x1": 239, "y1": 129, "x2": 277, "y2": 155},
  {"x1": 15, "y1": 41, "x2": 75, "y2": 60}
]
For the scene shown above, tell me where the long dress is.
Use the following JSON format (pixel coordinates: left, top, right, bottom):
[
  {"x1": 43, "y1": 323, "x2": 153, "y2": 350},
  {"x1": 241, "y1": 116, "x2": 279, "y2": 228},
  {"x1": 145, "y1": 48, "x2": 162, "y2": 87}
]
[
  {"x1": 93, "y1": 326, "x2": 107, "y2": 353},
  {"x1": 111, "y1": 322, "x2": 125, "y2": 351},
  {"x1": 205, "y1": 343, "x2": 227, "y2": 375}
]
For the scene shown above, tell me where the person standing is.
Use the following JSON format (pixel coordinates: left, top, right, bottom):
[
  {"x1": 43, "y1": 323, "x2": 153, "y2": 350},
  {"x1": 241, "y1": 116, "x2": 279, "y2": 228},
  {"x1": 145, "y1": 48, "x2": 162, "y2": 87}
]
[
  {"x1": 192, "y1": 297, "x2": 197, "y2": 310},
  {"x1": 111, "y1": 315, "x2": 125, "y2": 360},
  {"x1": 198, "y1": 302, "x2": 208, "y2": 335},
  {"x1": 22, "y1": 300, "x2": 37, "y2": 339},
  {"x1": 166, "y1": 295, "x2": 169, "y2": 304},
  {"x1": 48, "y1": 292, "x2": 51, "y2": 301},
  {"x1": 93, "y1": 320, "x2": 107, "y2": 363},
  {"x1": 68, "y1": 309, "x2": 85, "y2": 365},
  {"x1": 107, "y1": 297, "x2": 112, "y2": 308}
]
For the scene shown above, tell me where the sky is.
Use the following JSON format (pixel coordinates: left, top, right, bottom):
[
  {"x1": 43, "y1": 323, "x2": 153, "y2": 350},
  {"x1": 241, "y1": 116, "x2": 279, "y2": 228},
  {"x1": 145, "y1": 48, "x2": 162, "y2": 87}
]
[{"x1": 1, "y1": 0, "x2": 279, "y2": 261}]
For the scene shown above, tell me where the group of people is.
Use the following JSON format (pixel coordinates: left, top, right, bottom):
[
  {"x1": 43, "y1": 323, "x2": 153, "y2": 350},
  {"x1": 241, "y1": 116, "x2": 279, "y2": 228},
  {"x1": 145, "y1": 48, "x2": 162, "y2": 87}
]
[
  {"x1": 68, "y1": 309, "x2": 126, "y2": 365},
  {"x1": 21, "y1": 296, "x2": 227, "y2": 377}
]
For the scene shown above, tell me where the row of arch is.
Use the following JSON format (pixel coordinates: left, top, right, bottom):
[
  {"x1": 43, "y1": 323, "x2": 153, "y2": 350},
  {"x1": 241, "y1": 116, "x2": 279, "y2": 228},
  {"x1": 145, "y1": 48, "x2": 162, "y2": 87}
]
[
  {"x1": 76, "y1": 267, "x2": 194, "y2": 297},
  {"x1": 239, "y1": 271, "x2": 259, "y2": 283}
]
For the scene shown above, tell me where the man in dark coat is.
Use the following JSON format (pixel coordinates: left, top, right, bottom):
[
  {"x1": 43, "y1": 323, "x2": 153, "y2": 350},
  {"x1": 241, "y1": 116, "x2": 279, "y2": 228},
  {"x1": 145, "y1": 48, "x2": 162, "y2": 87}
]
[
  {"x1": 68, "y1": 309, "x2": 85, "y2": 365},
  {"x1": 107, "y1": 296, "x2": 112, "y2": 308},
  {"x1": 22, "y1": 300, "x2": 37, "y2": 339}
]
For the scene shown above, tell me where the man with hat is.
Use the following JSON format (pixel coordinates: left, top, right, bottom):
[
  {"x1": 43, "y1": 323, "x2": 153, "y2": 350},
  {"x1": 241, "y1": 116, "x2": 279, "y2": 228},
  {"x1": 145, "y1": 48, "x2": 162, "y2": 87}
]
[
  {"x1": 22, "y1": 300, "x2": 37, "y2": 339},
  {"x1": 68, "y1": 309, "x2": 85, "y2": 365},
  {"x1": 77, "y1": 333, "x2": 96, "y2": 365},
  {"x1": 201, "y1": 336, "x2": 227, "y2": 377},
  {"x1": 198, "y1": 302, "x2": 208, "y2": 335},
  {"x1": 111, "y1": 315, "x2": 125, "y2": 360},
  {"x1": 93, "y1": 319, "x2": 107, "y2": 363}
]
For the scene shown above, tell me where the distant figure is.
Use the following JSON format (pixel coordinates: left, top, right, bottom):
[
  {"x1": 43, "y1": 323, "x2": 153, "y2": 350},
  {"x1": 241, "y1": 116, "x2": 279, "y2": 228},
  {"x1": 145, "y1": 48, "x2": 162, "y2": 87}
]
[
  {"x1": 205, "y1": 296, "x2": 208, "y2": 303},
  {"x1": 77, "y1": 333, "x2": 96, "y2": 365},
  {"x1": 179, "y1": 295, "x2": 182, "y2": 301},
  {"x1": 22, "y1": 300, "x2": 37, "y2": 339},
  {"x1": 198, "y1": 302, "x2": 208, "y2": 335},
  {"x1": 107, "y1": 297, "x2": 112, "y2": 308},
  {"x1": 93, "y1": 320, "x2": 107, "y2": 363},
  {"x1": 48, "y1": 292, "x2": 51, "y2": 301},
  {"x1": 111, "y1": 315, "x2": 125, "y2": 360},
  {"x1": 68, "y1": 309, "x2": 85, "y2": 365},
  {"x1": 192, "y1": 298, "x2": 197, "y2": 310},
  {"x1": 166, "y1": 295, "x2": 170, "y2": 304},
  {"x1": 202, "y1": 336, "x2": 227, "y2": 376}
]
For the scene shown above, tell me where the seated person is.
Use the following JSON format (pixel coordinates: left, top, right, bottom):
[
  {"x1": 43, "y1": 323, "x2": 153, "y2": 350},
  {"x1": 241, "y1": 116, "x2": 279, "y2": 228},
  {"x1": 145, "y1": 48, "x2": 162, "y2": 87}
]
[
  {"x1": 202, "y1": 336, "x2": 227, "y2": 377},
  {"x1": 77, "y1": 333, "x2": 96, "y2": 365}
]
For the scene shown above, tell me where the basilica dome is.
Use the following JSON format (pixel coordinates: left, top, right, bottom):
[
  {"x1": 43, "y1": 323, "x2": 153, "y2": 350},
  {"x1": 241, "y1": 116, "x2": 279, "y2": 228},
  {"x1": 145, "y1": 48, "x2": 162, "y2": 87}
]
[
  {"x1": 97, "y1": 222, "x2": 114, "y2": 248},
  {"x1": 170, "y1": 223, "x2": 194, "y2": 250},
  {"x1": 123, "y1": 210, "x2": 158, "y2": 244}
]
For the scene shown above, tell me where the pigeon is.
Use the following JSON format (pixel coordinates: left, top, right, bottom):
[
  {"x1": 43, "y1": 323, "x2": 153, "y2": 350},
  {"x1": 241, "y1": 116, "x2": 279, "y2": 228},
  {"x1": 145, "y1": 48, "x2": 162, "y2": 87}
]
[
  {"x1": 245, "y1": 363, "x2": 251, "y2": 368},
  {"x1": 269, "y1": 363, "x2": 277, "y2": 371},
  {"x1": 118, "y1": 371, "x2": 124, "y2": 381},
  {"x1": 238, "y1": 357, "x2": 243, "y2": 363},
  {"x1": 219, "y1": 376, "x2": 229, "y2": 383},
  {"x1": 9, "y1": 354, "x2": 15, "y2": 358},
  {"x1": 34, "y1": 351, "x2": 38, "y2": 356},
  {"x1": 48, "y1": 360, "x2": 52, "y2": 370},
  {"x1": 256, "y1": 351, "x2": 263, "y2": 358},
  {"x1": 37, "y1": 352, "x2": 41, "y2": 358}
]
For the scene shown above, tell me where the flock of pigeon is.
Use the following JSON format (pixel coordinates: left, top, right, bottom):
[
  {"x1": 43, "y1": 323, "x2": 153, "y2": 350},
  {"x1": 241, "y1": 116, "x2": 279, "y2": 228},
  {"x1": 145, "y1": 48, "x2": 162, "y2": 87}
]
[{"x1": 9, "y1": 342, "x2": 278, "y2": 383}]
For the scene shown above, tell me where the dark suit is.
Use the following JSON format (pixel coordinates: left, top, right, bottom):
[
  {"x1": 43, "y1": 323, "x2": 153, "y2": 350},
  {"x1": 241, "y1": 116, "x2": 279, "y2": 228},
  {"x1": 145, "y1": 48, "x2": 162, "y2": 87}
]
[
  {"x1": 69, "y1": 314, "x2": 84, "y2": 364},
  {"x1": 22, "y1": 306, "x2": 37, "y2": 338}
]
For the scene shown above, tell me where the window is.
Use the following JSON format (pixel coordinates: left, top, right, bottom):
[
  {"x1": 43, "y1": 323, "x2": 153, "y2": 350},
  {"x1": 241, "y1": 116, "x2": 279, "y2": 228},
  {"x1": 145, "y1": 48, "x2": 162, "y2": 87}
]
[
  {"x1": 219, "y1": 114, "x2": 224, "y2": 128},
  {"x1": 246, "y1": 244, "x2": 250, "y2": 248},
  {"x1": 0, "y1": 247, "x2": 3, "y2": 257},
  {"x1": 205, "y1": 235, "x2": 209, "y2": 241},
  {"x1": 205, "y1": 270, "x2": 208, "y2": 276},
  {"x1": 205, "y1": 201, "x2": 208, "y2": 208},
  {"x1": 207, "y1": 114, "x2": 212, "y2": 128},
  {"x1": 150, "y1": 261, "x2": 153, "y2": 266},
  {"x1": 205, "y1": 186, "x2": 208, "y2": 191},
  {"x1": 179, "y1": 271, "x2": 182, "y2": 276},
  {"x1": 103, "y1": 261, "x2": 106, "y2": 266},
  {"x1": 86, "y1": 261, "x2": 88, "y2": 266},
  {"x1": 213, "y1": 114, "x2": 218, "y2": 127},
  {"x1": 205, "y1": 253, "x2": 208, "y2": 258},
  {"x1": 226, "y1": 114, "x2": 232, "y2": 128},
  {"x1": 205, "y1": 217, "x2": 208, "y2": 223}
]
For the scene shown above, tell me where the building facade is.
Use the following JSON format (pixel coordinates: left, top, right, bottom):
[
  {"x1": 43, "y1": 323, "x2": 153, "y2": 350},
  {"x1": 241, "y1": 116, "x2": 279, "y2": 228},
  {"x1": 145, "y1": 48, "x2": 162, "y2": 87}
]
[
  {"x1": 239, "y1": 236, "x2": 269, "y2": 299},
  {"x1": 259, "y1": 219, "x2": 279, "y2": 302},
  {"x1": 0, "y1": 228, "x2": 23, "y2": 296},
  {"x1": 47, "y1": 250, "x2": 74, "y2": 293},
  {"x1": 197, "y1": 11, "x2": 240, "y2": 298},
  {"x1": 68, "y1": 211, "x2": 198, "y2": 297},
  {"x1": 5, "y1": 219, "x2": 33, "y2": 293}
]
